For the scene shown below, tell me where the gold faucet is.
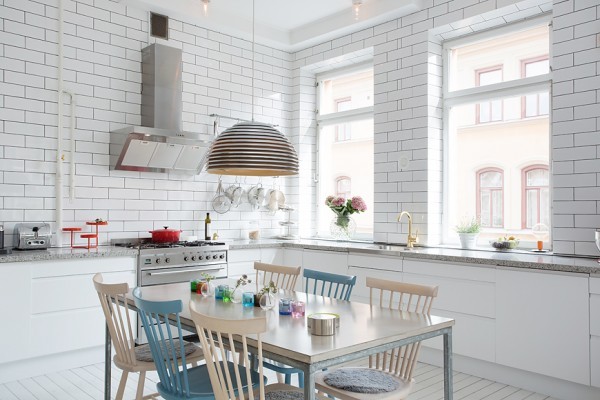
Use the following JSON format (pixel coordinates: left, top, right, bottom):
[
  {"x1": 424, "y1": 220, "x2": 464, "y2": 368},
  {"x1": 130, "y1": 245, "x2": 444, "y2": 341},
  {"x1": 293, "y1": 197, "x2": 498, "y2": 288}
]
[{"x1": 397, "y1": 211, "x2": 418, "y2": 248}]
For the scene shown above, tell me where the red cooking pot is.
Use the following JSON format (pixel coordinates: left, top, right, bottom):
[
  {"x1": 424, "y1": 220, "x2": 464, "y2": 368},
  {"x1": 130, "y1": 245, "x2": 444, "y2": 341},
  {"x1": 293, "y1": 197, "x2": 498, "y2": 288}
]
[{"x1": 149, "y1": 226, "x2": 182, "y2": 243}]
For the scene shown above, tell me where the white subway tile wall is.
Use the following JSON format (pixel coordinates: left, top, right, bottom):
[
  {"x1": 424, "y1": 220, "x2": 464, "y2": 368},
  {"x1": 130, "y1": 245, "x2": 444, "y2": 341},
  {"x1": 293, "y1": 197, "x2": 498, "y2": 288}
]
[
  {"x1": 291, "y1": 0, "x2": 600, "y2": 256},
  {"x1": 0, "y1": 0, "x2": 295, "y2": 246},
  {"x1": 0, "y1": 0, "x2": 599, "y2": 256}
]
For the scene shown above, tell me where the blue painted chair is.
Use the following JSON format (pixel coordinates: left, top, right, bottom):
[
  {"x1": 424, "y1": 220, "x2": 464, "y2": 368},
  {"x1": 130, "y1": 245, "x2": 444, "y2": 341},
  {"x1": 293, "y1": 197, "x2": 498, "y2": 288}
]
[
  {"x1": 303, "y1": 268, "x2": 357, "y2": 301},
  {"x1": 263, "y1": 269, "x2": 357, "y2": 388},
  {"x1": 134, "y1": 288, "x2": 263, "y2": 399}
]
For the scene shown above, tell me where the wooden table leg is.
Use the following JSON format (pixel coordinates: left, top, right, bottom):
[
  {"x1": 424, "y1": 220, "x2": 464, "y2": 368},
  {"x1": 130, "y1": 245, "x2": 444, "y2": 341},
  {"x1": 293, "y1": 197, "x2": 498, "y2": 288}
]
[
  {"x1": 443, "y1": 328, "x2": 453, "y2": 400},
  {"x1": 105, "y1": 323, "x2": 111, "y2": 400}
]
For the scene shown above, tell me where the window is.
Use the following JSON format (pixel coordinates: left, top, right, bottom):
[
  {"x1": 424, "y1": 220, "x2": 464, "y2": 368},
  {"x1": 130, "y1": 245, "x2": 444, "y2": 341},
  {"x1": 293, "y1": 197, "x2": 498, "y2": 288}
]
[
  {"x1": 444, "y1": 21, "x2": 551, "y2": 245},
  {"x1": 477, "y1": 168, "x2": 504, "y2": 228},
  {"x1": 317, "y1": 66, "x2": 374, "y2": 238},
  {"x1": 336, "y1": 176, "x2": 351, "y2": 198},
  {"x1": 522, "y1": 165, "x2": 549, "y2": 229},
  {"x1": 522, "y1": 57, "x2": 549, "y2": 118},
  {"x1": 334, "y1": 97, "x2": 352, "y2": 141},
  {"x1": 476, "y1": 67, "x2": 503, "y2": 123}
]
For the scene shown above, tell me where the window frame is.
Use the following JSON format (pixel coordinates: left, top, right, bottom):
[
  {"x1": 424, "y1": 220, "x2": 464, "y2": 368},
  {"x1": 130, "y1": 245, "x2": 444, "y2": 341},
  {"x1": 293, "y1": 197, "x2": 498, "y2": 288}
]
[
  {"x1": 441, "y1": 16, "x2": 552, "y2": 245},
  {"x1": 521, "y1": 164, "x2": 549, "y2": 229},
  {"x1": 335, "y1": 176, "x2": 352, "y2": 198},
  {"x1": 521, "y1": 55, "x2": 550, "y2": 118},
  {"x1": 315, "y1": 62, "x2": 374, "y2": 239},
  {"x1": 475, "y1": 65, "x2": 504, "y2": 124},
  {"x1": 476, "y1": 168, "x2": 504, "y2": 228},
  {"x1": 334, "y1": 97, "x2": 353, "y2": 141}
]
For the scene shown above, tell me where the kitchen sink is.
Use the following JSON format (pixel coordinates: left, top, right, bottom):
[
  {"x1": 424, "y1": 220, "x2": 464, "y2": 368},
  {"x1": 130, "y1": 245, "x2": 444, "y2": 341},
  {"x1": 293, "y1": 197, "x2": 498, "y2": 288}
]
[{"x1": 367, "y1": 244, "x2": 412, "y2": 252}]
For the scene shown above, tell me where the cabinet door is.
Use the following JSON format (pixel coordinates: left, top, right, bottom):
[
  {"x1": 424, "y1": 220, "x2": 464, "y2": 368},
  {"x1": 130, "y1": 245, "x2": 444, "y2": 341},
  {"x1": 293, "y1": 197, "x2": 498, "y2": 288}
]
[
  {"x1": 302, "y1": 250, "x2": 349, "y2": 292},
  {"x1": 347, "y1": 266, "x2": 403, "y2": 304},
  {"x1": 403, "y1": 259, "x2": 496, "y2": 362},
  {"x1": 228, "y1": 249, "x2": 261, "y2": 281},
  {"x1": 0, "y1": 263, "x2": 31, "y2": 363},
  {"x1": 590, "y1": 277, "x2": 600, "y2": 387},
  {"x1": 260, "y1": 248, "x2": 284, "y2": 265},
  {"x1": 496, "y1": 268, "x2": 590, "y2": 385}
]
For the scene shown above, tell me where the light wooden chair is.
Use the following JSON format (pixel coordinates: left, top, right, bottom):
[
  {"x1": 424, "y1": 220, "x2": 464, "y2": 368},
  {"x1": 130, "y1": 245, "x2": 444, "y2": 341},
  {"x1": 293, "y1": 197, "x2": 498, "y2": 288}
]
[
  {"x1": 253, "y1": 261, "x2": 301, "y2": 292},
  {"x1": 189, "y1": 300, "x2": 304, "y2": 400},
  {"x1": 94, "y1": 274, "x2": 203, "y2": 400},
  {"x1": 314, "y1": 277, "x2": 439, "y2": 400}
]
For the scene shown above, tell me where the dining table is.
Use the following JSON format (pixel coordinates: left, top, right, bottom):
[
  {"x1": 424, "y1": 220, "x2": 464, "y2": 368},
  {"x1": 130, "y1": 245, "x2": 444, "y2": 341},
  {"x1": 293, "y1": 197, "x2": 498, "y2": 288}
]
[{"x1": 106, "y1": 282, "x2": 455, "y2": 400}]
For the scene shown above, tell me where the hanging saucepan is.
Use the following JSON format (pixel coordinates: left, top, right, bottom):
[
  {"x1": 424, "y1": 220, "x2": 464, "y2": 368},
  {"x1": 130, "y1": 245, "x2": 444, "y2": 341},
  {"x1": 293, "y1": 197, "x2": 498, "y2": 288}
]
[
  {"x1": 212, "y1": 177, "x2": 231, "y2": 214},
  {"x1": 149, "y1": 226, "x2": 182, "y2": 243}
]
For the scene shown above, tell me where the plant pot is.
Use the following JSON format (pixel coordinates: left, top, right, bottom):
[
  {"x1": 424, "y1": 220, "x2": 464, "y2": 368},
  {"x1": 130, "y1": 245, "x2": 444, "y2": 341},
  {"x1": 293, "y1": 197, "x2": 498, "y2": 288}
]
[{"x1": 458, "y1": 232, "x2": 479, "y2": 249}]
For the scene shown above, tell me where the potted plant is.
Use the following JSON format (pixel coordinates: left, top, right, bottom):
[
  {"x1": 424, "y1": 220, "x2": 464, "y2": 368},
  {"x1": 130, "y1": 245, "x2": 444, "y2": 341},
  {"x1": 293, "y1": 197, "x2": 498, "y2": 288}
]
[
  {"x1": 455, "y1": 217, "x2": 481, "y2": 249},
  {"x1": 325, "y1": 195, "x2": 367, "y2": 240}
]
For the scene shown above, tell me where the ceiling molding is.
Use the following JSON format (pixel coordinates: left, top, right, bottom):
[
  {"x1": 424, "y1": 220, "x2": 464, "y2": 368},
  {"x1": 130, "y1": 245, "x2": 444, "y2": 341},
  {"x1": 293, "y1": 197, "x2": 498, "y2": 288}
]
[{"x1": 121, "y1": 0, "x2": 421, "y2": 53}]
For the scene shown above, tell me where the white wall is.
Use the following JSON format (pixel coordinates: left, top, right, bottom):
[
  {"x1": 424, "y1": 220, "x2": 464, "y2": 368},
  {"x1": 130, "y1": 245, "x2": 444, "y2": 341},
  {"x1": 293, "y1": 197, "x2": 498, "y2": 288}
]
[
  {"x1": 0, "y1": 0, "x2": 295, "y2": 245},
  {"x1": 1, "y1": 0, "x2": 599, "y2": 257},
  {"x1": 291, "y1": 0, "x2": 600, "y2": 257}
]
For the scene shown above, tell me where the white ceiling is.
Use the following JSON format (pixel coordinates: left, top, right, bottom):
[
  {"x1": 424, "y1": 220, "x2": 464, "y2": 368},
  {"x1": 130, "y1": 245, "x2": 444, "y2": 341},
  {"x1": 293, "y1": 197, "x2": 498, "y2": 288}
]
[{"x1": 121, "y1": 0, "x2": 420, "y2": 52}]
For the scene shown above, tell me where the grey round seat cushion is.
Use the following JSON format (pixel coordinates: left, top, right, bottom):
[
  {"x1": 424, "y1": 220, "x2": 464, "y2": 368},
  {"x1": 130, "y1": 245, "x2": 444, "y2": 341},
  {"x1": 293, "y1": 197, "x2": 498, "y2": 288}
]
[
  {"x1": 323, "y1": 368, "x2": 400, "y2": 394},
  {"x1": 135, "y1": 339, "x2": 198, "y2": 362},
  {"x1": 265, "y1": 391, "x2": 304, "y2": 400}
]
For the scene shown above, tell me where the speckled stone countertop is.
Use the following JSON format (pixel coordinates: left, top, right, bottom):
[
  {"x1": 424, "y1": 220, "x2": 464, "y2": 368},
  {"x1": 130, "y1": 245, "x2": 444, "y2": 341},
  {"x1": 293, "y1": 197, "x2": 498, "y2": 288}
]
[
  {"x1": 229, "y1": 239, "x2": 600, "y2": 275},
  {"x1": 0, "y1": 246, "x2": 138, "y2": 264}
]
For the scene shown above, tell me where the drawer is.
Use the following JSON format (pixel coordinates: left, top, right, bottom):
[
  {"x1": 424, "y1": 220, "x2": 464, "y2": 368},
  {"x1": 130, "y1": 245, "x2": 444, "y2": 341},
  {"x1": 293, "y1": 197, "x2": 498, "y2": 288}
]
[
  {"x1": 31, "y1": 256, "x2": 136, "y2": 278},
  {"x1": 422, "y1": 310, "x2": 495, "y2": 363},
  {"x1": 31, "y1": 270, "x2": 135, "y2": 314},
  {"x1": 403, "y1": 259, "x2": 495, "y2": 282},
  {"x1": 348, "y1": 253, "x2": 401, "y2": 272},
  {"x1": 228, "y1": 249, "x2": 261, "y2": 263},
  {"x1": 347, "y1": 266, "x2": 403, "y2": 303}
]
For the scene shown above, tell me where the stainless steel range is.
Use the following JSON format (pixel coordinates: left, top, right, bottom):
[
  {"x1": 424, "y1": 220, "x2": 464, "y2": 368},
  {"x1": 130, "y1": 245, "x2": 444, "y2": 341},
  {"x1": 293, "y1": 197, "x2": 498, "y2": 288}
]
[
  {"x1": 114, "y1": 239, "x2": 228, "y2": 286},
  {"x1": 112, "y1": 239, "x2": 228, "y2": 344}
]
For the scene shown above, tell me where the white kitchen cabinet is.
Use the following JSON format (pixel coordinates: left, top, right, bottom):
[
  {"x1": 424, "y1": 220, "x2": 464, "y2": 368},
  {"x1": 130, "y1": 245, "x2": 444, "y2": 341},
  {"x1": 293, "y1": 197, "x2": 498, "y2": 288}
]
[
  {"x1": 227, "y1": 248, "x2": 261, "y2": 281},
  {"x1": 0, "y1": 256, "x2": 136, "y2": 383},
  {"x1": 590, "y1": 277, "x2": 600, "y2": 387},
  {"x1": 402, "y1": 259, "x2": 496, "y2": 362},
  {"x1": 0, "y1": 262, "x2": 31, "y2": 364},
  {"x1": 496, "y1": 268, "x2": 590, "y2": 385},
  {"x1": 260, "y1": 247, "x2": 284, "y2": 265},
  {"x1": 303, "y1": 249, "x2": 348, "y2": 275},
  {"x1": 347, "y1": 252, "x2": 403, "y2": 303}
]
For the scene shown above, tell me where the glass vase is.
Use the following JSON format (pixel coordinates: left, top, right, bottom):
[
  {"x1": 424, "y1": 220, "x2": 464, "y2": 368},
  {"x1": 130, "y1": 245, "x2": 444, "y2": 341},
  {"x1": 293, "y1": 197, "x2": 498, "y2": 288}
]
[
  {"x1": 198, "y1": 281, "x2": 215, "y2": 298},
  {"x1": 231, "y1": 286, "x2": 244, "y2": 304},
  {"x1": 259, "y1": 292, "x2": 276, "y2": 310},
  {"x1": 330, "y1": 214, "x2": 356, "y2": 240}
]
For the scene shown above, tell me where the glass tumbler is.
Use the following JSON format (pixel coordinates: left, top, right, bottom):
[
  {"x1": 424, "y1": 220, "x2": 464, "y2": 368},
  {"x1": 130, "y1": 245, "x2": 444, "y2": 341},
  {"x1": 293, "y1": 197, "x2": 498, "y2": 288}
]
[
  {"x1": 242, "y1": 292, "x2": 254, "y2": 307},
  {"x1": 291, "y1": 301, "x2": 305, "y2": 318},
  {"x1": 279, "y1": 298, "x2": 292, "y2": 315}
]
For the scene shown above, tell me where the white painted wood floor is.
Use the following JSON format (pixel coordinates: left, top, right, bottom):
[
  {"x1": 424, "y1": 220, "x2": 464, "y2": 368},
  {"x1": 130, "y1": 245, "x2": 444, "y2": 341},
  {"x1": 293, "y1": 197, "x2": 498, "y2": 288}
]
[{"x1": 0, "y1": 361, "x2": 559, "y2": 400}]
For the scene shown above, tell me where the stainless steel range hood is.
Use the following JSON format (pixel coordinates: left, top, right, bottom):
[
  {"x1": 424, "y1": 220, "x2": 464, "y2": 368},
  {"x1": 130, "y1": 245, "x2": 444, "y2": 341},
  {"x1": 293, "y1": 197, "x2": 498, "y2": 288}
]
[{"x1": 110, "y1": 44, "x2": 212, "y2": 174}]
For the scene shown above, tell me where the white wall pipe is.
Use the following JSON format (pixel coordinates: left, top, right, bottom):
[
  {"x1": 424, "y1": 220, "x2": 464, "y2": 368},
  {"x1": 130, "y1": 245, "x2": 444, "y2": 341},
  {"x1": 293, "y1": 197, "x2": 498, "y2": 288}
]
[
  {"x1": 61, "y1": 90, "x2": 76, "y2": 202},
  {"x1": 55, "y1": 0, "x2": 64, "y2": 246}
]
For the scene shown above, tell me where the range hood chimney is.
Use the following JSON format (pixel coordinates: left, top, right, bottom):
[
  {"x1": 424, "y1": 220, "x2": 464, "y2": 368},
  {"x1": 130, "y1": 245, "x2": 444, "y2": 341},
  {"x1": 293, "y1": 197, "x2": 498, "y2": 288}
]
[{"x1": 110, "y1": 44, "x2": 212, "y2": 174}]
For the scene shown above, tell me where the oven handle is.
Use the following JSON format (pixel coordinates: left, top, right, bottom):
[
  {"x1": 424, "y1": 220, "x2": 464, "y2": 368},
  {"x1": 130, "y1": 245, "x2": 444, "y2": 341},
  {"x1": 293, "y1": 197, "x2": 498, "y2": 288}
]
[{"x1": 146, "y1": 266, "x2": 225, "y2": 276}]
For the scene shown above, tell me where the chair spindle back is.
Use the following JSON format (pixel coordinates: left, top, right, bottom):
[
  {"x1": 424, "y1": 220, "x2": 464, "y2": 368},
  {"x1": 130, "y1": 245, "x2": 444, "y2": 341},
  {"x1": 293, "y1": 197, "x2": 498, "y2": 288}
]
[
  {"x1": 303, "y1": 268, "x2": 357, "y2": 301},
  {"x1": 253, "y1": 262, "x2": 301, "y2": 291},
  {"x1": 366, "y1": 277, "x2": 439, "y2": 381}
]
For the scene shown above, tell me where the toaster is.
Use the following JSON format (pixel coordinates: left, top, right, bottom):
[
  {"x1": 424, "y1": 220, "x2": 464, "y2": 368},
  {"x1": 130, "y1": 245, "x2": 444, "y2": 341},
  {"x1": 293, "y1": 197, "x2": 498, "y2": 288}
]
[{"x1": 14, "y1": 223, "x2": 52, "y2": 250}]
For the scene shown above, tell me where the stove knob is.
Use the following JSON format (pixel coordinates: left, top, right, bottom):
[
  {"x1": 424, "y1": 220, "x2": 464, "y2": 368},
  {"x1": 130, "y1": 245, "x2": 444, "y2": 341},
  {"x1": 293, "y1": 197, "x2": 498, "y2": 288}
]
[
  {"x1": 165, "y1": 258, "x2": 170, "y2": 263},
  {"x1": 184, "y1": 256, "x2": 189, "y2": 261},
  {"x1": 191, "y1": 256, "x2": 196, "y2": 261},
  {"x1": 212, "y1": 255, "x2": 218, "y2": 260},
  {"x1": 155, "y1": 258, "x2": 161, "y2": 264},
  {"x1": 219, "y1": 254, "x2": 225, "y2": 259},
  {"x1": 199, "y1": 255, "x2": 204, "y2": 260}
]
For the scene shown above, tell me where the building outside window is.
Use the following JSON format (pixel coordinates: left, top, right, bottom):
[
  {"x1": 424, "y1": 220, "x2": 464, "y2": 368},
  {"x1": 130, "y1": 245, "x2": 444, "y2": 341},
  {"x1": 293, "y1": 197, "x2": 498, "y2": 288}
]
[
  {"x1": 522, "y1": 57, "x2": 550, "y2": 118},
  {"x1": 443, "y1": 21, "x2": 551, "y2": 246},
  {"x1": 477, "y1": 168, "x2": 504, "y2": 228},
  {"x1": 316, "y1": 65, "x2": 374, "y2": 238},
  {"x1": 522, "y1": 165, "x2": 549, "y2": 229},
  {"x1": 476, "y1": 66, "x2": 503, "y2": 123}
]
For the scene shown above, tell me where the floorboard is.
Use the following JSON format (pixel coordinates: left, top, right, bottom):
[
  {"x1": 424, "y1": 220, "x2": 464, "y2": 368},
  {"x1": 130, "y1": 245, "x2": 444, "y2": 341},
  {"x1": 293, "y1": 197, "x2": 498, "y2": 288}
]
[{"x1": 1, "y1": 361, "x2": 555, "y2": 400}]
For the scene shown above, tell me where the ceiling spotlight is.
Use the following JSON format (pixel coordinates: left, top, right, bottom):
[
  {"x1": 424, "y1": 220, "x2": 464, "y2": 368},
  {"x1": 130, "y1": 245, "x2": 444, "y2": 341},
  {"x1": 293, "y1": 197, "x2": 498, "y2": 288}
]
[
  {"x1": 352, "y1": 0, "x2": 362, "y2": 20},
  {"x1": 202, "y1": 0, "x2": 210, "y2": 16}
]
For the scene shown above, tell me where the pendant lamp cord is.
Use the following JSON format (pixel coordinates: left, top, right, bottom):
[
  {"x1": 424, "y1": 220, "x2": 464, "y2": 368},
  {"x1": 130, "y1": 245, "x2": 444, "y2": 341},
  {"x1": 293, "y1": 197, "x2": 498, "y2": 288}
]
[{"x1": 251, "y1": 0, "x2": 255, "y2": 122}]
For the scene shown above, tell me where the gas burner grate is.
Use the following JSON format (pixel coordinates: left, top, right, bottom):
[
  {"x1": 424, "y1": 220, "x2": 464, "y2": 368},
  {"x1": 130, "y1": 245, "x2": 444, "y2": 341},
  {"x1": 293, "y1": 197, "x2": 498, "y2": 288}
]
[{"x1": 181, "y1": 241, "x2": 226, "y2": 247}]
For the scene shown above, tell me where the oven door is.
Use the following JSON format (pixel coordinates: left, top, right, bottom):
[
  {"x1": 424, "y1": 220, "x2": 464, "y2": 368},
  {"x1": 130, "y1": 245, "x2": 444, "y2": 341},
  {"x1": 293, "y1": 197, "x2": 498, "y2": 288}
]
[
  {"x1": 137, "y1": 263, "x2": 227, "y2": 344},
  {"x1": 139, "y1": 263, "x2": 227, "y2": 286}
]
